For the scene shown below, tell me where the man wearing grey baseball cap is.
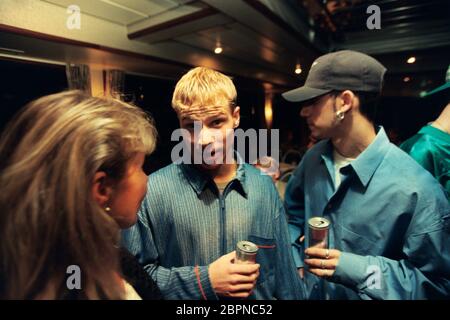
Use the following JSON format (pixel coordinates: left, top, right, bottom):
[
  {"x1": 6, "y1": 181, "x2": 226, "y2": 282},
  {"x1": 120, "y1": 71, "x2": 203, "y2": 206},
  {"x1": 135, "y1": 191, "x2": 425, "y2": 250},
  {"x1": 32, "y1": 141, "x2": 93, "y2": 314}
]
[{"x1": 283, "y1": 50, "x2": 450, "y2": 299}]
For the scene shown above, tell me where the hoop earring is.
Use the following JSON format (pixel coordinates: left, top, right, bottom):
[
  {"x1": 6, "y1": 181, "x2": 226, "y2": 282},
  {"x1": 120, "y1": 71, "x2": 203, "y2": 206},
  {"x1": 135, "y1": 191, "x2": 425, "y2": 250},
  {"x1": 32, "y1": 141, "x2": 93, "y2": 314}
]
[{"x1": 336, "y1": 110, "x2": 345, "y2": 121}]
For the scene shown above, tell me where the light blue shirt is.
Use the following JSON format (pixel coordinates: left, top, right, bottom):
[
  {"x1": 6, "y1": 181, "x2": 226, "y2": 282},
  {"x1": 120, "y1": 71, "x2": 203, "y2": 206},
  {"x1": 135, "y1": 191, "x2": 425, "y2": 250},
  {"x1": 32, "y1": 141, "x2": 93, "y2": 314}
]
[
  {"x1": 285, "y1": 127, "x2": 450, "y2": 299},
  {"x1": 122, "y1": 158, "x2": 304, "y2": 300}
]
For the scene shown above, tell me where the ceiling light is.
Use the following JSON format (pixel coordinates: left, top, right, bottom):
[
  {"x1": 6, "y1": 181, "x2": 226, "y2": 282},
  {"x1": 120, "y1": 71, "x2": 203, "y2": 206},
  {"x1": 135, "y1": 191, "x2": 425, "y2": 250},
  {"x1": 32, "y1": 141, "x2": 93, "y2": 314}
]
[
  {"x1": 403, "y1": 76, "x2": 411, "y2": 82},
  {"x1": 407, "y1": 57, "x2": 416, "y2": 64},
  {"x1": 295, "y1": 63, "x2": 302, "y2": 74},
  {"x1": 214, "y1": 45, "x2": 223, "y2": 54}
]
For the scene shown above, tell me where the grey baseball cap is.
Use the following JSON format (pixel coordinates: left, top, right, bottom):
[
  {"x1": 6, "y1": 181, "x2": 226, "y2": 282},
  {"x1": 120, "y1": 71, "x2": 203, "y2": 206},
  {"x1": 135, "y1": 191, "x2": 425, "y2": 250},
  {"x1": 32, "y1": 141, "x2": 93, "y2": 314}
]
[{"x1": 282, "y1": 50, "x2": 387, "y2": 103}]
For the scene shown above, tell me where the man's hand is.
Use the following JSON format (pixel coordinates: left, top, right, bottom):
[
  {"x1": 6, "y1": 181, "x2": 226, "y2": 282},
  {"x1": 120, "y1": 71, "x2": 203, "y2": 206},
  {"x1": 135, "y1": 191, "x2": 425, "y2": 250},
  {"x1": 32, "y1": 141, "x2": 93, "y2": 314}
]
[
  {"x1": 304, "y1": 247, "x2": 341, "y2": 278},
  {"x1": 209, "y1": 251, "x2": 260, "y2": 298}
]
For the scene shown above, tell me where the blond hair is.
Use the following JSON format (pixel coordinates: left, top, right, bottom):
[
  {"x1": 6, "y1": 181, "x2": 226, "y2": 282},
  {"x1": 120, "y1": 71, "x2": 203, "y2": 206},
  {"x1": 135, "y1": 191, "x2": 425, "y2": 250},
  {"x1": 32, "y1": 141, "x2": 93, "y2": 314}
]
[
  {"x1": 172, "y1": 67, "x2": 237, "y2": 113},
  {"x1": 0, "y1": 90, "x2": 157, "y2": 299}
]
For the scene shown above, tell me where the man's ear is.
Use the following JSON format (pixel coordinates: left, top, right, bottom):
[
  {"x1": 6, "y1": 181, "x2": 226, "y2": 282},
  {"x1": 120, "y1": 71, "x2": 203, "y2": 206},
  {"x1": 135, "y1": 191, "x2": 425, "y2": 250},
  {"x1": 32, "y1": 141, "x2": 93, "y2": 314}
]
[
  {"x1": 91, "y1": 171, "x2": 113, "y2": 207},
  {"x1": 337, "y1": 90, "x2": 355, "y2": 113},
  {"x1": 232, "y1": 106, "x2": 241, "y2": 128}
]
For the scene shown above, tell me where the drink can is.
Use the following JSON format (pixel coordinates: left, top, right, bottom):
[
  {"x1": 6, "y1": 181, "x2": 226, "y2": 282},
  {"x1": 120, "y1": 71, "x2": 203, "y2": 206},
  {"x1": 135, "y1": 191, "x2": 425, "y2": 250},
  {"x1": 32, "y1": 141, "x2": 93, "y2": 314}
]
[
  {"x1": 307, "y1": 217, "x2": 330, "y2": 249},
  {"x1": 235, "y1": 241, "x2": 258, "y2": 264}
]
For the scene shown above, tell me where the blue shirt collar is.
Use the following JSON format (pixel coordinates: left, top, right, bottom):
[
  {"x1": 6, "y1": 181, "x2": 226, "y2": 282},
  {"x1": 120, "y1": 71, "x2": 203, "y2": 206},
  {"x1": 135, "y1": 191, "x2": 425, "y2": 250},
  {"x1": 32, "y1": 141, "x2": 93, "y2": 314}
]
[
  {"x1": 321, "y1": 126, "x2": 391, "y2": 188},
  {"x1": 180, "y1": 152, "x2": 248, "y2": 197}
]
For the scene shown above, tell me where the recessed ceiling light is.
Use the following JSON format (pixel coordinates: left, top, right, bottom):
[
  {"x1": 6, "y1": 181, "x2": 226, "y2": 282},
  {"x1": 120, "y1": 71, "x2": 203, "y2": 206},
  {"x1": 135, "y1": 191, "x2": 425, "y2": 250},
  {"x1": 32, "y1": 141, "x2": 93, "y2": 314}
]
[
  {"x1": 214, "y1": 43, "x2": 223, "y2": 54},
  {"x1": 407, "y1": 57, "x2": 416, "y2": 64},
  {"x1": 295, "y1": 63, "x2": 302, "y2": 74}
]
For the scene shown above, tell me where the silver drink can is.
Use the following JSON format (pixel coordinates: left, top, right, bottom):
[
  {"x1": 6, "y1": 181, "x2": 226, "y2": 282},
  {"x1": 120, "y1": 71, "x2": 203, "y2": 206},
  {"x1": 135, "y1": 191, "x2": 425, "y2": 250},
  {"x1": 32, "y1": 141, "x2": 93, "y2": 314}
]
[
  {"x1": 235, "y1": 241, "x2": 258, "y2": 264},
  {"x1": 308, "y1": 217, "x2": 330, "y2": 249}
]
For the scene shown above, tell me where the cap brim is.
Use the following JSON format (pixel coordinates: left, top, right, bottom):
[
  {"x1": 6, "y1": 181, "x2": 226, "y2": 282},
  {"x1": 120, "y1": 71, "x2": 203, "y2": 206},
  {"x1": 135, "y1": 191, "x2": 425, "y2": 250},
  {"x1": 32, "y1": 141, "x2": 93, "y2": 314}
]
[
  {"x1": 425, "y1": 81, "x2": 450, "y2": 97},
  {"x1": 282, "y1": 86, "x2": 331, "y2": 103}
]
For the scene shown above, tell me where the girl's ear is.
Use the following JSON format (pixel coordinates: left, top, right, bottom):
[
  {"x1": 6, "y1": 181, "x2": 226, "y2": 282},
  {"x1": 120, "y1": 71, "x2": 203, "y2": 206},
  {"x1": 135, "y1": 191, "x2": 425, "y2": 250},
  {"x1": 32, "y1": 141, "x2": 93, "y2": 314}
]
[{"x1": 91, "y1": 171, "x2": 113, "y2": 207}]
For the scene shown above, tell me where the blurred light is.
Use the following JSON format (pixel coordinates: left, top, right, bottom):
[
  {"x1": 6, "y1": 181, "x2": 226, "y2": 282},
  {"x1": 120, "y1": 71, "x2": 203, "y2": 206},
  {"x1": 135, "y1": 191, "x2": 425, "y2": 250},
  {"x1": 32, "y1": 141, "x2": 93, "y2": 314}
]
[
  {"x1": 295, "y1": 63, "x2": 302, "y2": 74},
  {"x1": 214, "y1": 46, "x2": 223, "y2": 54},
  {"x1": 263, "y1": 83, "x2": 273, "y2": 128},
  {"x1": 264, "y1": 95, "x2": 273, "y2": 129},
  {"x1": 403, "y1": 76, "x2": 411, "y2": 82},
  {"x1": 407, "y1": 57, "x2": 416, "y2": 64},
  {"x1": 419, "y1": 91, "x2": 427, "y2": 98}
]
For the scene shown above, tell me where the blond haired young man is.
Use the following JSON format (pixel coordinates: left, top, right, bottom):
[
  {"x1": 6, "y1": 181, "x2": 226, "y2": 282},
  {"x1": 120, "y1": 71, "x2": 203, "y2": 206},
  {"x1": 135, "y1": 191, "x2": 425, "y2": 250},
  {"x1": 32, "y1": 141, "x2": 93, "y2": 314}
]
[{"x1": 123, "y1": 67, "x2": 303, "y2": 300}]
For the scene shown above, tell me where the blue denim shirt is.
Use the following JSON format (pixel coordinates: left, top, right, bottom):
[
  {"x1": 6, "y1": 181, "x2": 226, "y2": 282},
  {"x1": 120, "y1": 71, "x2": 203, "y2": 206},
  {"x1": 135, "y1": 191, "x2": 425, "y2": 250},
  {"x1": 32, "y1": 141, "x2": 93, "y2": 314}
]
[
  {"x1": 122, "y1": 159, "x2": 304, "y2": 300},
  {"x1": 285, "y1": 127, "x2": 450, "y2": 299}
]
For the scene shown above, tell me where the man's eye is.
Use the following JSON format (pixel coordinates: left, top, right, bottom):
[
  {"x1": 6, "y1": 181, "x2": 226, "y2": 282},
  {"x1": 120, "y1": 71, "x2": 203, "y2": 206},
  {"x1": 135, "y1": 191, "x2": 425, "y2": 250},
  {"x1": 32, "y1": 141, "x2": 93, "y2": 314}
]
[{"x1": 212, "y1": 119, "x2": 223, "y2": 127}]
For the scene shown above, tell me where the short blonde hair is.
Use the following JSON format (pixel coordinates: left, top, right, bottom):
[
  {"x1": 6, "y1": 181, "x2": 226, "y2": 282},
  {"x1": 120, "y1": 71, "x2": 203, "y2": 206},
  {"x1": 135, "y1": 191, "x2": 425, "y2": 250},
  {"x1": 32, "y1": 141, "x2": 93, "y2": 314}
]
[
  {"x1": 172, "y1": 67, "x2": 237, "y2": 113},
  {"x1": 0, "y1": 90, "x2": 157, "y2": 299}
]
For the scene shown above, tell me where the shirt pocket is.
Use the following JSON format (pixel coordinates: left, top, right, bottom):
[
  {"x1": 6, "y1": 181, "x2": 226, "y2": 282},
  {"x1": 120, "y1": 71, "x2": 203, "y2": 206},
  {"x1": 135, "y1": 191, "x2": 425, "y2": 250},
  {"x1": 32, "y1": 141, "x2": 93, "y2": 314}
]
[
  {"x1": 339, "y1": 223, "x2": 383, "y2": 255},
  {"x1": 248, "y1": 235, "x2": 276, "y2": 288}
]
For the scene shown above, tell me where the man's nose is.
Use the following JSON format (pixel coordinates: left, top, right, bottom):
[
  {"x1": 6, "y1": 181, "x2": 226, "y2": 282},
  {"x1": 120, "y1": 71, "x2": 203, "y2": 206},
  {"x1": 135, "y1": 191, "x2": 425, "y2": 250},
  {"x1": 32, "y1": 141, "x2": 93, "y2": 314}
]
[{"x1": 197, "y1": 127, "x2": 216, "y2": 146}]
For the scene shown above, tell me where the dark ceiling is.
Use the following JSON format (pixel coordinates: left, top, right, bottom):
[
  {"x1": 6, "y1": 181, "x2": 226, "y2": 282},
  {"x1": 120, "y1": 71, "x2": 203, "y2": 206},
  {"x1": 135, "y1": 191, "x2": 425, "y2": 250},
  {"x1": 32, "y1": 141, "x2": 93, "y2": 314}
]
[{"x1": 292, "y1": 0, "x2": 450, "y2": 96}]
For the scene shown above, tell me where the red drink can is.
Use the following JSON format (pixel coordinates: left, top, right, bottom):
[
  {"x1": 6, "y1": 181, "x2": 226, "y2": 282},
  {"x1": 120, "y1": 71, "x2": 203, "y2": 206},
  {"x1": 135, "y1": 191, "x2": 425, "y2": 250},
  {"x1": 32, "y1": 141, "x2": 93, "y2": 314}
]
[{"x1": 307, "y1": 217, "x2": 330, "y2": 249}]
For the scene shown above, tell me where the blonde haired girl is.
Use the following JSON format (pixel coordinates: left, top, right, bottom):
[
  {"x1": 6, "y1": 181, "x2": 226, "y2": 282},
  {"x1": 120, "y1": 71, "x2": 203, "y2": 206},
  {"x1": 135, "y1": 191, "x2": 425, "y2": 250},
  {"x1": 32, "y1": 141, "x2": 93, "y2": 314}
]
[{"x1": 0, "y1": 90, "x2": 159, "y2": 299}]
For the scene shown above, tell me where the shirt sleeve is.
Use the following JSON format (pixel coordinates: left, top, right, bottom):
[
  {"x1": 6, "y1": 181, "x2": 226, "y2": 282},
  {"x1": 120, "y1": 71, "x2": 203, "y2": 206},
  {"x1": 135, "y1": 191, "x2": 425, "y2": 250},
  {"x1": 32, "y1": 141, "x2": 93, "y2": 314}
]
[
  {"x1": 121, "y1": 199, "x2": 218, "y2": 300},
  {"x1": 284, "y1": 161, "x2": 307, "y2": 268},
  {"x1": 273, "y1": 203, "x2": 306, "y2": 300},
  {"x1": 331, "y1": 204, "x2": 450, "y2": 299}
]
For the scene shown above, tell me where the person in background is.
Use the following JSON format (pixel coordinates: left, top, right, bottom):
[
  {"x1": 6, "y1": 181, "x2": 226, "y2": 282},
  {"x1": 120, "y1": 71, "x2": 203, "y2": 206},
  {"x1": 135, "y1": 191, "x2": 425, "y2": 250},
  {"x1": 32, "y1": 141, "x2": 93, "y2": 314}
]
[
  {"x1": 254, "y1": 156, "x2": 280, "y2": 183},
  {"x1": 0, "y1": 91, "x2": 161, "y2": 299},
  {"x1": 401, "y1": 65, "x2": 450, "y2": 200},
  {"x1": 283, "y1": 50, "x2": 450, "y2": 299},
  {"x1": 122, "y1": 67, "x2": 304, "y2": 300}
]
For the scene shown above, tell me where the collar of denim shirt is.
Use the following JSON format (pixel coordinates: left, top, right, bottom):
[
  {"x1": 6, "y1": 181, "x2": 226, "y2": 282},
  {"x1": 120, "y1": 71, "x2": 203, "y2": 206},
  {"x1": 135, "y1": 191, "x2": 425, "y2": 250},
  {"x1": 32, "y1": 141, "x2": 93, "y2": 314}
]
[
  {"x1": 180, "y1": 152, "x2": 248, "y2": 198},
  {"x1": 320, "y1": 126, "x2": 391, "y2": 188}
]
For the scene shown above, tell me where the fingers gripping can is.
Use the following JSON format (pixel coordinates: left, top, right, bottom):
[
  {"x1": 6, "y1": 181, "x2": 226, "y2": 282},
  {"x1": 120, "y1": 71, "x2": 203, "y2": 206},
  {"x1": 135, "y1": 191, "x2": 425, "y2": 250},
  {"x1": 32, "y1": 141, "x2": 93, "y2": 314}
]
[
  {"x1": 235, "y1": 241, "x2": 258, "y2": 264},
  {"x1": 308, "y1": 217, "x2": 330, "y2": 249}
]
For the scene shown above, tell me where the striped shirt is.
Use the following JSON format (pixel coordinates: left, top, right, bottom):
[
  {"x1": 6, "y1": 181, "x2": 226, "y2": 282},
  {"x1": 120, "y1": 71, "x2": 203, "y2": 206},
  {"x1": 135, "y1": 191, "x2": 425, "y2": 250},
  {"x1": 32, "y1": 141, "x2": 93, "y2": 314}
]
[{"x1": 122, "y1": 158, "x2": 304, "y2": 300}]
